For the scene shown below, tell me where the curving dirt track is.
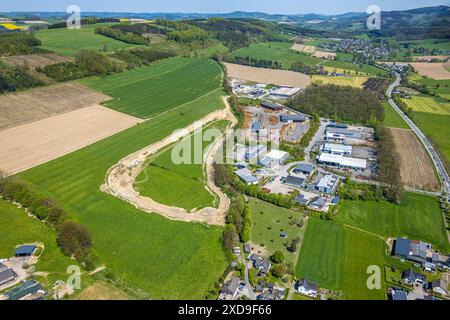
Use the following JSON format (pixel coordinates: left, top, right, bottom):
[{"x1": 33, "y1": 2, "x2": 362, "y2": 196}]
[{"x1": 102, "y1": 97, "x2": 237, "y2": 226}]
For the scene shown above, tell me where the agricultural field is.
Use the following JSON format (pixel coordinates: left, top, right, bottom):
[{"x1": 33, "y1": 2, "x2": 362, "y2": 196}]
[
  {"x1": 382, "y1": 102, "x2": 409, "y2": 129},
  {"x1": 248, "y1": 198, "x2": 307, "y2": 265},
  {"x1": 75, "y1": 281, "x2": 131, "y2": 300},
  {"x1": 0, "y1": 105, "x2": 142, "y2": 175},
  {"x1": 36, "y1": 23, "x2": 142, "y2": 57},
  {"x1": 312, "y1": 51, "x2": 336, "y2": 59},
  {"x1": 312, "y1": 75, "x2": 368, "y2": 88},
  {"x1": 82, "y1": 57, "x2": 223, "y2": 118},
  {"x1": 134, "y1": 120, "x2": 229, "y2": 211},
  {"x1": 18, "y1": 57, "x2": 229, "y2": 299},
  {"x1": 389, "y1": 128, "x2": 439, "y2": 191},
  {"x1": 401, "y1": 95, "x2": 450, "y2": 116},
  {"x1": 323, "y1": 60, "x2": 388, "y2": 77},
  {"x1": 230, "y1": 42, "x2": 324, "y2": 69},
  {"x1": 193, "y1": 42, "x2": 229, "y2": 58},
  {"x1": 0, "y1": 82, "x2": 110, "y2": 131},
  {"x1": 1, "y1": 53, "x2": 71, "y2": 69},
  {"x1": 410, "y1": 62, "x2": 450, "y2": 80},
  {"x1": 411, "y1": 76, "x2": 450, "y2": 100},
  {"x1": 224, "y1": 62, "x2": 311, "y2": 88},
  {"x1": 336, "y1": 193, "x2": 449, "y2": 252},
  {"x1": 0, "y1": 199, "x2": 75, "y2": 286}
]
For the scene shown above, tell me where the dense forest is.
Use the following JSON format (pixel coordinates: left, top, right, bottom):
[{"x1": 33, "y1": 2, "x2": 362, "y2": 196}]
[
  {"x1": 288, "y1": 84, "x2": 384, "y2": 125},
  {"x1": 0, "y1": 66, "x2": 44, "y2": 94}
]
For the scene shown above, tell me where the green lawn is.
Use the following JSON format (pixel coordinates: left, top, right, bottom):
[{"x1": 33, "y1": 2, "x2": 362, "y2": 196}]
[
  {"x1": 415, "y1": 78, "x2": 450, "y2": 101},
  {"x1": 336, "y1": 193, "x2": 449, "y2": 252},
  {"x1": 248, "y1": 198, "x2": 307, "y2": 265},
  {"x1": 36, "y1": 23, "x2": 142, "y2": 57},
  {"x1": 295, "y1": 218, "x2": 387, "y2": 300},
  {"x1": 193, "y1": 42, "x2": 229, "y2": 58},
  {"x1": 81, "y1": 57, "x2": 223, "y2": 119},
  {"x1": 18, "y1": 58, "x2": 228, "y2": 299},
  {"x1": 230, "y1": 42, "x2": 324, "y2": 69},
  {"x1": 0, "y1": 199, "x2": 75, "y2": 286},
  {"x1": 135, "y1": 120, "x2": 229, "y2": 211},
  {"x1": 383, "y1": 102, "x2": 409, "y2": 129},
  {"x1": 323, "y1": 60, "x2": 388, "y2": 77}
]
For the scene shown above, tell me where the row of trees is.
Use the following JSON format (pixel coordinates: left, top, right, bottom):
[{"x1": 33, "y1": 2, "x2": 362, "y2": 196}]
[
  {"x1": 95, "y1": 26, "x2": 149, "y2": 45},
  {"x1": 230, "y1": 56, "x2": 283, "y2": 69},
  {"x1": 287, "y1": 84, "x2": 384, "y2": 125},
  {"x1": 375, "y1": 125, "x2": 404, "y2": 203},
  {"x1": 0, "y1": 174, "x2": 95, "y2": 267}
]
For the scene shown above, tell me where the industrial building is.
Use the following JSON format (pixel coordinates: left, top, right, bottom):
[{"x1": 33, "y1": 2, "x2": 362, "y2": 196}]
[
  {"x1": 325, "y1": 132, "x2": 346, "y2": 143},
  {"x1": 293, "y1": 163, "x2": 315, "y2": 175},
  {"x1": 261, "y1": 101, "x2": 284, "y2": 111},
  {"x1": 0, "y1": 263, "x2": 16, "y2": 287},
  {"x1": 268, "y1": 86, "x2": 301, "y2": 100},
  {"x1": 280, "y1": 114, "x2": 306, "y2": 123},
  {"x1": 245, "y1": 145, "x2": 267, "y2": 161},
  {"x1": 284, "y1": 176, "x2": 306, "y2": 189},
  {"x1": 317, "y1": 153, "x2": 367, "y2": 170},
  {"x1": 325, "y1": 127, "x2": 362, "y2": 140},
  {"x1": 258, "y1": 149, "x2": 289, "y2": 169},
  {"x1": 321, "y1": 143, "x2": 352, "y2": 156},
  {"x1": 315, "y1": 175, "x2": 340, "y2": 194},
  {"x1": 235, "y1": 168, "x2": 260, "y2": 185}
]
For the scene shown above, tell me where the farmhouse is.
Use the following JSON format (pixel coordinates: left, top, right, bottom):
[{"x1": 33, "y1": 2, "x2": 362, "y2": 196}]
[
  {"x1": 315, "y1": 175, "x2": 340, "y2": 194},
  {"x1": 261, "y1": 101, "x2": 284, "y2": 111},
  {"x1": 235, "y1": 168, "x2": 259, "y2": 185},
  {"x1": 284, "y1": 176, "x2": 306, "y2": 189},
  {"x1": 296, "y1": 278, "x2": 318, "y2": 297},
  {"x1": 15, "y1": 245, "x2": 36, "y2": 257},
  {"x1": 293, "y1": 163, "x2": 315, "y2": 175},
  {"x1": 0, "y1": 263, "x2": 17, "y2": 287},
  {"x1": 317, "y1": 153, "x2": 367, "y2": 170},
  {"x1": 321, "y1": 143, "x2": 352, "y2": 156},
  {"x1": 393, "y1": 237, "x2": 430, "y2": 265}
]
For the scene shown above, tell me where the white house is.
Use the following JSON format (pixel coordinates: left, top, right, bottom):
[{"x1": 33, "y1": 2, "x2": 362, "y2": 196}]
[{"x1": 296, "y1": 278, "x2": 318, "y2": 298}]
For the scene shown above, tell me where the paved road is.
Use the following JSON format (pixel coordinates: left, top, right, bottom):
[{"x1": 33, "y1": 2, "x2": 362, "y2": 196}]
[
  {"x1": 241, "y1": 257, "x2": 256, "y2": 300},
  {"x1": 387, "y1": 72, "x2": 450, "y2": 196}
]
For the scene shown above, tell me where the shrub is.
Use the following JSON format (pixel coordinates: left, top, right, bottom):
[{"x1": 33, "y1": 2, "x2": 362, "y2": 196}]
[{"x1": 57, "y1": 221, "x2": 92, "y2": 261}]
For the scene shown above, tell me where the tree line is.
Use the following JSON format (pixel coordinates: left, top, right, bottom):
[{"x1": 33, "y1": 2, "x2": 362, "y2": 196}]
[
  {"x1": 95, "y1": 26, "x2": 149, "y2": 45},
  {"x1": 229, "y1": 55, "x2": 283, "y2": 69},
  {"x1": 0, "y1": 174, "x2": 95, "y2": 268},
  {"x1": 287, "y1": 84, "x2": 384, "y2": 125},
  {"x1": 0, "y1": 33, "x2": 42, "y2": 55},
  {"x1": 0, "y1": 66, "x2": 44, "y2": 94}
]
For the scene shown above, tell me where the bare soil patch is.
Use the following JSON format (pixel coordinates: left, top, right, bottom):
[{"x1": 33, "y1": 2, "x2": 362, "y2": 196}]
[
  {"x1": 0, "y1": 105, "x2": 142, "y2": 175},
  {"x1": 224, "y1": 63, "x2": 311, "y2": 88},
  {"x1": 313, "y1": 51, "x2": 336, "y2": 59},
  {"x1": 0, "y1": 83, "x2": 110, "y2": 131},
  {"x1": 291, "y1": 44, "x2": 316, "y2": 53},
  {"x1": 1, "y1": 53, "x2": 71, "y2": 69},
  {"x1": 75, "y1": 282, "x2": 131, "y2": 300},
  {"x1": 413, "y1": 55, "x2": 449, "y2": 62},
  {"x1": 389, "y1": 128, "x2": 439, "y2": 191},
  {"x1": 410, "y1": 62, "x2": 450, "y2": 80}
]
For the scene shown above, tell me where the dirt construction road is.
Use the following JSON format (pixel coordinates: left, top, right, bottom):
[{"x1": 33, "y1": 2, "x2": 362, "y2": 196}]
[{"x1": 102, "y1": 97, "x2": 237, "y2": 226}]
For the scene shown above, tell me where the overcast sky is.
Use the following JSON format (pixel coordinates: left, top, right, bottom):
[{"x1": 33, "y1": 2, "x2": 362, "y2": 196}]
[{"x1": 0, "y1": 0, "x2": 449, "y2": 15}]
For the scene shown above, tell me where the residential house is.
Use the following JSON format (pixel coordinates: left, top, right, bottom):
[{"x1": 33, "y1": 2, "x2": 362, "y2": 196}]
[
  {"x1": 309, "y1": 197, "x2": 326, "y2": 211},
  {"x1": 431, "y1": 279, "x2": 448, "y2": 296},
  {"x1": 401, "y1": 269, "x2": 426, "y2": 285},
  {"x1": 393, "y1": 237, "x2": 430, "y2": 266},
  {"x1": 249, "y1": 254, "x2": 271, "y2": 274},
  {"x1": 296, "y1": 278, "x2": 318, "y2": 297},
  {"x1": 294, "y1": 194, "x2": 309, "y2": 206},
  {"x1": 219, "y1": 276, "x2": 241, "y2": 300}
]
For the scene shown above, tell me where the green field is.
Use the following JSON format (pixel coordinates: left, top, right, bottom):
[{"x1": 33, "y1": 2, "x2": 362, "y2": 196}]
[
  {"x1": 383, "y1": 102, "x2": 409, "y2": 128},
  {"x1": 135, "y1": 120, "x2": 229, "y2": 211},
  {"x1": 402, "y1": 95, "x2": 450, "y2": 115},
  {"x1": 193, "y1": 42, "x2": 229, "y2": 58},
  {"x1": 82, "y1": 57, "x2": 223, "y2": 118},
  {"x1": 295, "y1": 218, "x2": 387, "y2": 300},
  {"x1": 248, "y1": 198, "x2": 307, "y2": 265},
  {"x1": 413, "y1": 77, "x2": 450, "y2": 101},
  {"x1": 336, "y1": 193, "x2": 449, "y2": 252},
  {"x1": 230, "y1": 42, "x2": 324, "y2": 69},
  {"x1": 36, "y1": 23, "x2": 141, "y2": 57},
  {"x1": 323, "y1": 60, "x2": 388, "y2": 77},
  {"x1": 0, "y1": 199, "x2": 75, "y2": 286},
  {"x1": 18, "y1": 58, "x2": 228, "y2": 299}
]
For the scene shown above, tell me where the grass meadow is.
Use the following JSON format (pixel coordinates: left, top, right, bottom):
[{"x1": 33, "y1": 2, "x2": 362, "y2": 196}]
[
  {"x1": 36, "y1": 23, "x2": 141, "y2": 57},
  {"x1": 323, "y1": 60, "x2": 388, "y2": 77},
  {"x1": 82, "y1": 57, "x2": 223, "y2": 119},
  {"x1": 135, "y1": 120, "x2": 229, "y2": 211},
  {"x1": 18, "y1": 57, "x2": 229, "y2": 299},
  {"x1": 382, "y1": 102, "x2": 409, "y2": 129},
  {"x1": 312, "y1": 75, "x2": 368, "y2": 88},
  {"x1": 230, "y1": 42, "x2": 324, "y2": 69}
]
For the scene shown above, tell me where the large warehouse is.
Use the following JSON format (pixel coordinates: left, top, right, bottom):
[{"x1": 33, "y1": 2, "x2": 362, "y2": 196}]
[
  {"x1": 317, "y1": 153, "x2": 367, "y2": 170},
  {"x1": 321, "y1": 143, "x2": 352, "y2": 156}
]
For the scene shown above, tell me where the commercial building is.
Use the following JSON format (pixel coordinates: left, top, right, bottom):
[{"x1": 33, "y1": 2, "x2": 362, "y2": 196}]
[
  {"x1": 268, "y1": 86, "x2": 301, "y2": 99},
  {"x1": 325, "y1": 132, "x2": 346, "y2": 143},
  {"x1": 0, "y1": 263, "x2": 17, "y2": 287},
  {"x1": 326, "y1": 127, "x2": 362, "y2": 140},
  {"x1": 280, "y1": 114, "x2": 306, "y2": 123},
  {"x1": 235, "y1": 168, "x2": 259, "y2": 185},
  {"x1": 317, "y1": 153, "x2": 367, "y2": 170},
  {"x1": 261, "y1": 101, "x2": 284, "y2": 111},
  {"x1": 315, "y1": 175, "x2": 340, "y2": 194},
  {"x1": 284, "y1": 176, "x2": 306, "y2": 189},
  {"x1": 293, "y1": 163, "x2": 315, "y2": 175},
  {"x1": 245, "y1": 145, "x2": 267, "y2": 161},
  {"x1": 321, "y1": 143, "x2": 352, "y2": 156},
  {"x1": 259, "y1": 149, "x2": 289, "y2": 169}
]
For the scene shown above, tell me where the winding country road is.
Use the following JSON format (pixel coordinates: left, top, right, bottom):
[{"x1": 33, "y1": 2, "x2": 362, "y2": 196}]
[
  {"x1": 101, "y1": 97, "x2": 237, "y2": 226},
  {"x1": 387, "y1": 72, "x2": 450, "y2": 196}
]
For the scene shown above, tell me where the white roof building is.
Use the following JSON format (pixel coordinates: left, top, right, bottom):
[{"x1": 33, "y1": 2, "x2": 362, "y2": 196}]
[
  {"x1": 321, "y1": 143, "x2": 352, "y2": 156},
  {"x1": 269, "y1": 86, "x2": 301, "y2": 99},
  {"x1": 265, "y1": 149, "x2": 289, "y2": 162},
  {"x1": 318, "y1": 153, "x2": 367, "y2": 170}
]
